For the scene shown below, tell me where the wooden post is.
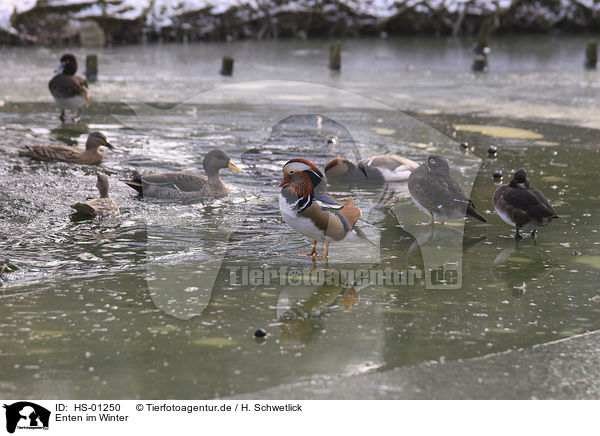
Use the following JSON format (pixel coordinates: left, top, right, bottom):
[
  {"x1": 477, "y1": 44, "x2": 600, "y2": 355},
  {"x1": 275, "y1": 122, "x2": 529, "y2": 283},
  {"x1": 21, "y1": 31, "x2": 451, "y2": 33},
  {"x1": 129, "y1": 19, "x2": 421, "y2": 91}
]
[
  {"x1": 329, "y1": 41, "x2": 342, "y2": 71},
  {"x1": 85, "y1": 54, "x2": 98, "y2": 81},
  {"x1": 220, "y1": 56, "x2": 234, "y2": 76},
  {"x1": 585, "y1": 40, "x2": 597, "y2": 69}
]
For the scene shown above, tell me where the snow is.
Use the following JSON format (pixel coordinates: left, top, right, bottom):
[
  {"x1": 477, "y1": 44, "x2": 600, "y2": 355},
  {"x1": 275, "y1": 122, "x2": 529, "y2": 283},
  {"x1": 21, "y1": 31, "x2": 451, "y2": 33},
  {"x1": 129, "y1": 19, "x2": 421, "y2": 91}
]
[
  {"x1": 0, "y1": 0, "x2": 36, "y2": 31},
  {"x1": 2, "y1": 0, "x2": 600, "y2": 33}
]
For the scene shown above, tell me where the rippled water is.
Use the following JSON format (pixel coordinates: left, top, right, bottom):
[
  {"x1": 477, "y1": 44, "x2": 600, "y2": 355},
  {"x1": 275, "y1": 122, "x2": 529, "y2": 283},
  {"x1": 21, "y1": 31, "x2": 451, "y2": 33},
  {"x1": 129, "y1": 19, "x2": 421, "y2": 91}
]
[{"x1": 1, "y1": 36, "x2": 599, "y2": 399}]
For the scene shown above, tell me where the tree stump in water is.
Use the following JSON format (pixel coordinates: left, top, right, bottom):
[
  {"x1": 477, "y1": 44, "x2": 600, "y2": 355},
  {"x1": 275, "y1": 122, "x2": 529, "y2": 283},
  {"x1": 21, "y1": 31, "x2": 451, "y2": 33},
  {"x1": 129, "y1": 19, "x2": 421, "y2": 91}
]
[
  {"x1": 471, "y1": 16, "x2": 495, "y2": 72},
  {"x1": 220, "y1": 56, "x2": 234, "y2": 76},
  {"x1": 585, "y1": 40, "x2": 597, "y2": 69},
  {"x1": 329, "y1": 41, "x2": 342, "y2": 71},
  {"x1": 85, "y1": 54, "x2": 98, "y2": 81}
]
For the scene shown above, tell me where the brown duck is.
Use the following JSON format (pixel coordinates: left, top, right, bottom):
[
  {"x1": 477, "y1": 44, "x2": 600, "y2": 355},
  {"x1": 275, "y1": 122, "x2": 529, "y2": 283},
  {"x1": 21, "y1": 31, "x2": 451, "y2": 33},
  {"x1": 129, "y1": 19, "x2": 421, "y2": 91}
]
[
  {"x1": 71, "y1": 173, "x2": 119, "y2": 217},
  {"x1": 19, "y1": 131, "x2": 114, "y2": 165},
  {"x1": 493, "y1": 168, "x2": 558, "y2": 238},
  {"x1": 408, "y1": 155, "x2": 487, "y2": 224},
  {"x1": 49, "y1": 53, "x2": 91, "y2": 123}
]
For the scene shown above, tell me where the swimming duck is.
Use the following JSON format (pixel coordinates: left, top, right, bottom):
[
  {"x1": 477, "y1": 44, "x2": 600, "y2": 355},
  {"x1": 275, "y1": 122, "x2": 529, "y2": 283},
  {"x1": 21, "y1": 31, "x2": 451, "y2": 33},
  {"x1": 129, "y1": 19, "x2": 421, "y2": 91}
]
[
  {"x1": 122, "y1": 149, "x2": 242, "y2": 199},
  {"x1": 279, "y1": 158, "x2": 375, "y2": 259},
  {"x1": 408, "y1": 155, "x2": 487, "y2": 224},
  {"x1": 19, "y1": 131, "x2": 114, "y2": 165},
  {"x1": 71, "y1": 173, "x2": 119, "y2": 217},
  {"x1": 48, "y1": 54, "x2": 91, "y2": 123},
  {"x1": 493, "y1": 168, "x2": 558, "y2": 238},
  {"x1": 324, "y1": 155, "x2": 419, "y2": 183}
]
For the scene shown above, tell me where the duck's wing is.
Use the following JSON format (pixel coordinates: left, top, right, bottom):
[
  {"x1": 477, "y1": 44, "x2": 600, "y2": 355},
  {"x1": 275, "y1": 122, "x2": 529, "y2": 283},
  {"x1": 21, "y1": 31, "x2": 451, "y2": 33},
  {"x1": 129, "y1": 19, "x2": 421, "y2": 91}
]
[
  {"x1": 444, "y1": 175, "x2": 473, "y2": 205},
  {"x1": 49, "y1": 74, "x2": 89, "y2": 99},
  {"x1": 503, "y1": 187, "x2": 557, "y2": 219},
  {"x1": 70, "y1": 201, "x2": 97, "y2": 216},
  {"x1": 314, "y1": 193, "x2": 343, "y2": 210},
  {"x1": 315, "y1": 193, "x2": 361, "y2": 229},
  {"x1": 141, "y1": 173, "x2": 208, "y2": 192},
  {"x1": 409, "y1": 169, "x2": 457, "y2": 210},
  {"x1": 444, "y1": 175, "x2": 487, "y2": 221},
  {"x1": 530, "y1": 188, "x2": 558, "y2": 217},
  {"x1": 20, "y1": 144, "x2": 81, "y2": 162},
  {"x1": 71, "y1": 198, "x2": 118, "y2": 216}
]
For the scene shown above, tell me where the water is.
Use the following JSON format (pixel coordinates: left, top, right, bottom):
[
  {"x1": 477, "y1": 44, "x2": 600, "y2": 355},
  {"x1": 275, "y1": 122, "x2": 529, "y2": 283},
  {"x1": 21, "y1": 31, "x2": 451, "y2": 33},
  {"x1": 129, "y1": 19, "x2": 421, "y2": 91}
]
[{"x1": 0, "y1": 36, "x2": 599, "y2": 399}]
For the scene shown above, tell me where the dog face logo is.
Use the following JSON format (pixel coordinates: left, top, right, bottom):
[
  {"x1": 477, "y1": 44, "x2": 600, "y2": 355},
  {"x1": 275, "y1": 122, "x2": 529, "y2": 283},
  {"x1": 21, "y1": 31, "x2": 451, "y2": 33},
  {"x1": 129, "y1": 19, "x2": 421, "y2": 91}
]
[{"x1": 3, "y1": 402, "x2": 50, "y2": 434}]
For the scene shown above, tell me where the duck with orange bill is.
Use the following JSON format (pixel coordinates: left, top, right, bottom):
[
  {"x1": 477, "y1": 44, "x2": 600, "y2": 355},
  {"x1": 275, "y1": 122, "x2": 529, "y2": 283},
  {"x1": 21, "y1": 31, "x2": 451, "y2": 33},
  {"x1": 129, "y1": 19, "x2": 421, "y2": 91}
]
[{"x1": 278, "y1": 158, "x2": 376, "y2": 260}]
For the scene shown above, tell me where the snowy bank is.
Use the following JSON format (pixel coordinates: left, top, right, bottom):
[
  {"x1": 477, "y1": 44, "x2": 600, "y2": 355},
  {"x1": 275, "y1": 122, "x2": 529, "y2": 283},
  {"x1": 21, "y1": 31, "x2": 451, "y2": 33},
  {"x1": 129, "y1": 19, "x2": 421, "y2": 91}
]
[{"x1": 1, "y1": 0, "x2": 599, "y2": 45}]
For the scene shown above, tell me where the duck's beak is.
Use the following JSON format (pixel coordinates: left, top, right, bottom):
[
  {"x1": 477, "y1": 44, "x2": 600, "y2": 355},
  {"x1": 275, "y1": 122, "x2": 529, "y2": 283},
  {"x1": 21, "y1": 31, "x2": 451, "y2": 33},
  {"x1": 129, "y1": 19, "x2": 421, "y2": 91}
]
[
  {"x1": 55, "y1": 63, "x2": 65, "y2": 73},
  {"x1": 279, "y1": 178, "x2": 289, "y2": 187},
  {"x1": 228, "y1": 161, "x2": 243, "y2": 172},
  {"x1": 105, "y1": 142, "x2": 115, "y2": 150}
]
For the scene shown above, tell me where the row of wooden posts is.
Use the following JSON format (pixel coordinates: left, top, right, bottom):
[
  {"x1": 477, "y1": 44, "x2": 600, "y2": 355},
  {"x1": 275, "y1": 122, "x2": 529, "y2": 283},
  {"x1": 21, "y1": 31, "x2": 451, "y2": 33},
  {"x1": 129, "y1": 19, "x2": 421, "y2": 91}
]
[{"x1": 82, "y1": 38, "x2": 598, "y2": 81}]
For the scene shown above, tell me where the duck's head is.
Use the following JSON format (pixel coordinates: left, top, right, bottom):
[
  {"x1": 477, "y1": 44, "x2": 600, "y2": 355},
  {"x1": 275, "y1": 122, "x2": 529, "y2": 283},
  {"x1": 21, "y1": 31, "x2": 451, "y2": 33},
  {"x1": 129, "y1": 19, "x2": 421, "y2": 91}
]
[
  {"x1": 202, "y1": 149, "x2": 242, "y2": 176},
  {"x1": 86, "y1": 131, "x2": 115, "y2": 151},
  {"x1": 324, "y1": 157, "x2": 356, "y2": 181},
  {"x1": 279, "y1": 158, "x2": 324, "y2": 196},
  {"x1": 96, "y1": 173, "x2": 110, "y2": 198},
  {"x1": 425, "y1": 155, "x2": 450, "y2": 175},
  {"x1": 56, "y1": 54, "x2": 78, "y2": 75},
  {"x1": 510, "y1": 168, "x2": 530, "y2": 189}
]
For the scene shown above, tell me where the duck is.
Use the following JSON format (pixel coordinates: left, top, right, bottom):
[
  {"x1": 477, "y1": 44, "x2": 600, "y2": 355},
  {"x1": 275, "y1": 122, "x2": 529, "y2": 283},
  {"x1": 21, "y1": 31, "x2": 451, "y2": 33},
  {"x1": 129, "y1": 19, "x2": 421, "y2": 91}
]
[
  {"x1": 48, "y1": 54, "x2": 91, "y2": 123},
  {"x1": 122, "y1": 149, "x2": 242, "y2": 199},
  {"x1": 19, "y1": 131, "x2": 114, "y2": 165},
  {"x1": 324, "y1": 155, "x2": 419, "y2": 184},
  {"x1": 323, "y1": 135, "x2": 419, "y2": 183},
  {"x1": 408, "y1": 155, "x2": 487, "y2": 224},
  {"x1": 493, "y1": 168, "x2": 558, "y2": 238},
  {"x1": 279, "y1": 158, "x2": 375, "y2": 259},
  {"x1": 71, "y1": 173, "x2": 119, "y2": 217}
]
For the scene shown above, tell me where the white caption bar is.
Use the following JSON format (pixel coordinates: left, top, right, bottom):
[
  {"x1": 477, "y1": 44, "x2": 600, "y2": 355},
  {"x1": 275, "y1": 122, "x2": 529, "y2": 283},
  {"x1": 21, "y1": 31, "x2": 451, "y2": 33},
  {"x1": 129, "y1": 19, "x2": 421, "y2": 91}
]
[{"x1": 0, "y1": 400, "x2": 597, "y2": 436}]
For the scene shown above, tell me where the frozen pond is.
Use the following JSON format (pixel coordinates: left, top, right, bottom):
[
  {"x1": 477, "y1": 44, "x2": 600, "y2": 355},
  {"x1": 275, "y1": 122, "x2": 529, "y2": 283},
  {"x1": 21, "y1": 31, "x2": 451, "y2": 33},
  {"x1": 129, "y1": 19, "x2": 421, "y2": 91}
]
[{"x1": 0, "y1": 36, "x2": 599, "y2": 399}]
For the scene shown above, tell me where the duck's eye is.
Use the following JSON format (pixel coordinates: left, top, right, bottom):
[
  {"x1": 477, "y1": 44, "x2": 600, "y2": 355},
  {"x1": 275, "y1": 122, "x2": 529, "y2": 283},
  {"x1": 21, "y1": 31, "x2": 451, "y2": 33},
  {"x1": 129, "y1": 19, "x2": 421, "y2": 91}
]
[{"x1": 289, "y1": 170, "x2": 294, "y2": 174}]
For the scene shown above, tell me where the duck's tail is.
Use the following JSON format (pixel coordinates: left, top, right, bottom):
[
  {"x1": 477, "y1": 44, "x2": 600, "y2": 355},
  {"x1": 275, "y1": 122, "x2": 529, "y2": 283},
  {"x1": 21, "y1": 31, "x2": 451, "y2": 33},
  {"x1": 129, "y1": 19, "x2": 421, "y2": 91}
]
[
  {"x1": 467, "y1": 206, "x2": 487, "y2": 223},
  {"x1": 121, "y1": 177, "x2": 144, "y2": 195}
]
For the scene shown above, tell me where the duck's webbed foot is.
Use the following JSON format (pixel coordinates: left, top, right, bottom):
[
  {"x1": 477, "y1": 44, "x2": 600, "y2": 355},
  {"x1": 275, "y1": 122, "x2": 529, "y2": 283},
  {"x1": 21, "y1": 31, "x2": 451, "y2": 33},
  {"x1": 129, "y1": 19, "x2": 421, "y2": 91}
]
[{"x1": 300, "y1": 240, "x2": 319, "y2": 257}]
